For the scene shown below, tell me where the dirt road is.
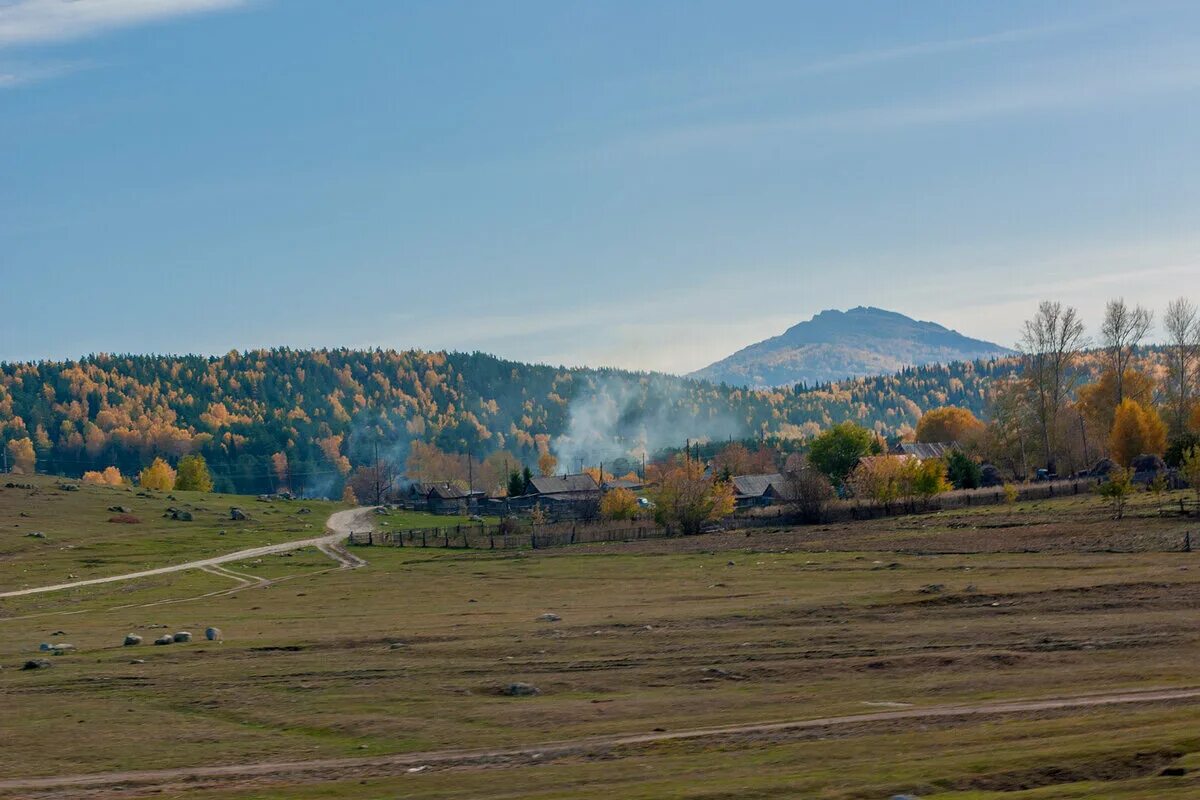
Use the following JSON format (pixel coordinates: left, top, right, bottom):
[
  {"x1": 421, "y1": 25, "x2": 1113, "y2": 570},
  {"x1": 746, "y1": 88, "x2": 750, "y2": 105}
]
[
  {"x1": 0, "y1": 507, "x2": 371, "y2": 600},
  {"x1": 2, "y1": 686, "x2": 1196, "y2": 794}
]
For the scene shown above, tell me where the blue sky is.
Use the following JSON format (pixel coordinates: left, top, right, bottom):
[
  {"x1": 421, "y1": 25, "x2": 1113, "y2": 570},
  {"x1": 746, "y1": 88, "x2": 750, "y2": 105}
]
[{"x1": 3, "y1": 0, "x2": 1199, "y2": 372}]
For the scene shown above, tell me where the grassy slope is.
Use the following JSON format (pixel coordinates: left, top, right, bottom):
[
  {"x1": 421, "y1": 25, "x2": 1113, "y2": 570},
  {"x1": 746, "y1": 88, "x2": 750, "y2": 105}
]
[{"x1": 0, "y1": 487, "x2": 1198, "y2": 798}]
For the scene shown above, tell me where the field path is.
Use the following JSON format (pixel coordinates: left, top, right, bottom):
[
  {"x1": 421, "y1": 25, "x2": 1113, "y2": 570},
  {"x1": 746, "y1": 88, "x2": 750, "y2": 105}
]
[
  {"x1": 0, "y1": 507, "x2": 372, "y2": 599},
  {"x1": 1, "y1": 686, "x2": 1197, "y2": 794}
]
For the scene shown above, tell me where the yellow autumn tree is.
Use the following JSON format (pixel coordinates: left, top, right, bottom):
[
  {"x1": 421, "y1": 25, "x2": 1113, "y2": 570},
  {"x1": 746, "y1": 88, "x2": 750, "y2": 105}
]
[
  {"x1": 6, "y1": 437, "x2": 35, "y2": 474},
  {"x1": 600, "y1": 487, "x2": 639, "y2": 520},
  {"x1": 271, "y1": 452, "x2": 290, "y2": 490},
  {"x1": 1108, "y1": 399, "x2": 1168, "y2": 467},
  {"x1": 649, "y1": 462, "x2": 734, "y2": 534},
  {"x1": 538, "y1": 451, "x2": 558, "y2": 477},
  {"x1": 341, "y1": 484, "x2": 358, "y2": 505},
  {"x1": 139, "y1": 457, "x2": 177, "y2": 491}
]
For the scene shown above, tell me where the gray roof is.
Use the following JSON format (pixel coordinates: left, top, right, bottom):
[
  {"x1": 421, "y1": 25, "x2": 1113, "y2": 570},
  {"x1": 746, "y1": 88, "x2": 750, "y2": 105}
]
[
  {"x1": 730, "y1": 473, "x2": 784, "y2": 498},
  {"x1": 527, "y1": 473, "x2": 600, "y2": 495},
  {"x1": 895, "y1": 442, "x2": 958, "y2": 460}
]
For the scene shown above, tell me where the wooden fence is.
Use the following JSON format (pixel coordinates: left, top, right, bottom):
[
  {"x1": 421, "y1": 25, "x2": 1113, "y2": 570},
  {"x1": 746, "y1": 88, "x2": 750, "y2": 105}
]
[{"x1": 347, "y1": 519, "x2": 666, "y2": 550}]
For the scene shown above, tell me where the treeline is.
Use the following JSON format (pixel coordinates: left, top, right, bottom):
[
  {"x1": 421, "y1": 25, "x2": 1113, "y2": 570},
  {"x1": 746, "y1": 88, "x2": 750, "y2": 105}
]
[{"x1": 0, "y1": 348, "x2": 1007, "y2": 495}]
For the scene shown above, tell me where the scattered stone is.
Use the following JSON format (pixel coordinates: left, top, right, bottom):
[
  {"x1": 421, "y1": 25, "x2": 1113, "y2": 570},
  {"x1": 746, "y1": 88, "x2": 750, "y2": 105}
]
[
  {"x1": 22, "y1": 659, "x2": 52, "y2": 670},
  {"x1": 164, "y1": 508, "x2": 193, "y2": 522},
  {"x1": 56, "y1": 483, "x2": 79, "y2": 492},
  {"x1": 173, "y1": 631, "x2": 192, "y2": 643},
  {"x1": 26, "y1": 531, "x2": 45, "y2": 538},
  {"x1": 6, "y1": 482, "x2": 36, "y2": 490},
  {"x1": 918, "y1": 584, "x2": 945, "y2": 594},
  {"x1": 230, "y1": 507, "x2": 249, "y2": 521},
  {"x1": 49, "y1": 643, "x2": 75, "y2": 654},
  {"x1": 51, "y1": 630, "x2": 65, "y2": 636},
  {"x1": 537, "y1": 613, "x2": 561, "y2": 622},
  {"x1": 130, "y1": 659, "x2": 146, "y2": 664},
  {"x1": 726, "y1": 561, "x2": 736, "y2": 566},
  {"x1": 388, "y1": 642, "x2": 406, "y2": 650},
  {"x1": 123, "y1": 634, "x2": 143, "y2": 647},
  {"x1": 502, "y1": 682, "x2": 541, "y2": 697},
  {"x1": 204, "y1": 627, "x2": 222, "y2": 642},
  {"x1": 38, "y1": 643, "x2": 52, "y2": 651},
  {"x1": 963, "y1": 584, "x2": 978, "y2": 593},
  {"x1": 297, "y1": 507, "x2": 312, "y2": 515},
  {"x1": 406, "y1": 765, "x2": 430, "y2": 773},
  {"x1": 108, "y1": 505, "x2": 133, "y2": 513},
  {"x1": 154, "y1": 635, "x2": 174, "y2": 646}
]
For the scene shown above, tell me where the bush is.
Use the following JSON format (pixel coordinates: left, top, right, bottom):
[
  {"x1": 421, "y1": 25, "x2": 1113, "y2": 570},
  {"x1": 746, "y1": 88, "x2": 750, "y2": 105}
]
[
  {"x1": 1096, "y1": 467, "x2": 1133, "y2": 520},
  {"x1": 600, "y1": 488, "x2": 639, "y2": 520},
  {"x1": 946, "y1": 450, "x2": 982, "y2": 490}
]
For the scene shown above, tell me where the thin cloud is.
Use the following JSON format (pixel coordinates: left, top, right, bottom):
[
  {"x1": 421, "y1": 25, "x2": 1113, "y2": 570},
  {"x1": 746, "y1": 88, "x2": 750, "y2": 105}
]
[
  {"x1": 0, "y1": 58, "x2": 85, "y2": 87},
  {"x1": 0, "y1": 0, "x2": 249, "y2": 48}
]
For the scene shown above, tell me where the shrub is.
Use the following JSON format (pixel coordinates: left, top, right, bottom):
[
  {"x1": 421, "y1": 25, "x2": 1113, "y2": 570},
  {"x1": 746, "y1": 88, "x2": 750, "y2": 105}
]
[
  {"x1": 783, "y1": 467, "x2": 834, "y2": 523},
  {"x1": 600, "y1": 488, "x2": 639, "y2": 520},
  {"x1": 1096, "y1": 467, "x2": 1133, "y2": 520}
]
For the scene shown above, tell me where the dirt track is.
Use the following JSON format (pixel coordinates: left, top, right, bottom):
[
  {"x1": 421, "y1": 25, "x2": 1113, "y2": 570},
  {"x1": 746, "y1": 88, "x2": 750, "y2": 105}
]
[
  {"x1": 0, "y1": 507, "x2": 371, "y2": 600},
  {"x1": 2, "y1": 686, "x2": 1196, "y2": 795}
]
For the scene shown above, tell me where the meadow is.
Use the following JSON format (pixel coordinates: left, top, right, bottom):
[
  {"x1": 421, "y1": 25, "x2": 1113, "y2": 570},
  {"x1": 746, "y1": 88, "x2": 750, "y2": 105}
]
[{"x1": 0, "y1": 479, "x2": 1198, "y2": 799}]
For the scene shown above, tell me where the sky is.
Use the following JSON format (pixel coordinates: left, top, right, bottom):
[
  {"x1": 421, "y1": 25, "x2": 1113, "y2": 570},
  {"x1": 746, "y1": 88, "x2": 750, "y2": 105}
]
[{"x1": 3, "y1": 0, "x2": 1200, "y2": 373}]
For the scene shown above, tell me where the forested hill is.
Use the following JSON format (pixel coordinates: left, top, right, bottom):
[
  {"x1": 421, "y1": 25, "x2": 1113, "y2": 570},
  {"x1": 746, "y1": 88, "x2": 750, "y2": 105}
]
[{"x1": 0, "y1": 349, "x2": 1019, "y2": 495}]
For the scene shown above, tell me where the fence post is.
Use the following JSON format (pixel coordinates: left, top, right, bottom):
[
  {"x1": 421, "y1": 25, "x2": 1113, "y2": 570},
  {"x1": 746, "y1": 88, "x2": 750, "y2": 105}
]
[
  {"x1": 422, "y1": 529, "x2": 427, "y2": 547},
  {"x1": 368, "y1": 531, "x2": 373, "y2": 546},
  {"x1": 571, "y1": 521, "x2": 576, "y2": 545}
]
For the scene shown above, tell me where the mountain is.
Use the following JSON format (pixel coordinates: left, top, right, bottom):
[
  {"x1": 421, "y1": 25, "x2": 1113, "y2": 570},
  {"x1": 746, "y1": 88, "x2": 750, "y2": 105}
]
[{"x1": 690, "y1": 307, "x2": 1016, "y2": 388}]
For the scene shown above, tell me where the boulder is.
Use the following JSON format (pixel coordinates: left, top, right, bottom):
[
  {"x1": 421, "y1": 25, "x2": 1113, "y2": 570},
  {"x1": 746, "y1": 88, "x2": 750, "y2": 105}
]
[
  {"x1": 502, "y1": 682, "x2": 540, "y2": 697},
  {"x1": 26, "y1": 531, "x2": 45, "y2": 538},
  {"x1": 108, "y1": 505, "x2": 133, "y2": 513},
  {"x1": 230, "y1": 507, "x2": 249, "y2": 521},
  {"x1": 22, "y1": 659, "x2": 52, "y2": 670},
  {"x1": 154, "y1": 635, "x2": 174, "y2": 646},
  {"x1": 123, "y1": 634, "x2": 143, "y2": 647},
  {"x1": 297, "y1": 507, "x2": 312, "y2": 515},
  {"x1": 204, "y1": 627, "x2": 222, "y2": 642},
  {"x1": 172, "y1": 631, "x2": 192, "y2": 643},
  {"x1": 164, "y1": 508, "x2": 193, "y2": 522}
]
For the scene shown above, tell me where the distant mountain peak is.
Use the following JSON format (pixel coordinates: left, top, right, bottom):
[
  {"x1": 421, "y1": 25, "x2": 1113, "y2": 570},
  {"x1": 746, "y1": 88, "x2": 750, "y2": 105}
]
[{"x1": 690, "y1": 307, "x2": 1014, "y2": 388}]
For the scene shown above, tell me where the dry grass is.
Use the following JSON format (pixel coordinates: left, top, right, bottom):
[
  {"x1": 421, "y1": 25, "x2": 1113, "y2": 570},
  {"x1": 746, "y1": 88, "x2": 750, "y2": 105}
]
[{"x1": 1, "y1": 485, "x2": 1198, "y2": 798}]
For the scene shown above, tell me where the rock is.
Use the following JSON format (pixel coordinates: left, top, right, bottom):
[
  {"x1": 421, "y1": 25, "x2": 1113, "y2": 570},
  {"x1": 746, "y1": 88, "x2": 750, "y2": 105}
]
[
  {"x1": 108, "y1": 505, "x2": 133, "y2": 513},
  {"x1": 51, "y1": 630, "x2": 65, "y2": 636},
  {"x1": 230, "y1": 507, "x2": 249, "y2": 521},
  {"x1": 918, "y1": 584, "x2": 945, "y2": 594},
  {"x1": 172, "y1": 631, "x2": 192, "y2": 643},
  {"x1": 123, "y1": 634, "x2": 143, "y2": 646},
  {"x1": 164, "y1": 508, "x2": 193, "y2": 522},
  {"x1": 154, "y1": 635, "x2": 174, "y2": 646},
  {"x1": 38, "y1": 643, "x2": 52, "y2": 651},
  {"x1": 49, "y1": 643, "x2": 75, "y2": 654},
  {"x1": 1161, "y1": 767, "x2": 1187, "y2": 776},
  {"x1": 56, "y1": 483, "x2": 79, "y2": 491},
  {"x1": 537, "y1": 613, "x2": 561, "y2": 622},
  {"x1": 26, "y1": 531, "x2": 45, "y2": 538},
  {"x1": 22, "y1": 659, "x2": 52, "y2": 670},
  {"x1": 297, "y1": 507, "x2": 312, "y2": 515},
  {"x1": 204, "y1": 627, "x2": 221, "y2": 642},
  {"x1": 502, "y1": 682, "x2": 541, "y2": 697},
  {"x1": 130, "y1": 659, "x2": 146, "y2": 664}
]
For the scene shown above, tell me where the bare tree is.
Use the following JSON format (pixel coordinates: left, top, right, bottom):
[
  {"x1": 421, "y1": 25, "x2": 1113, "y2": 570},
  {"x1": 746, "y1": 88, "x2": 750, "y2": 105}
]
[
  {"x1": 1020, "y1": 301, "x2": 1086, "y2": 474},
  {"x1": 782, "y1": 460, "x2": 834, "y2": 523},
  {"x1": 1163, "y1": 297, "x2": 1200, "y2": 435},
  {"x1": 349, "y1": 461, "x2": 397, "y2": 506},
  {"x1": 1100, "y1": 298, "x2": 1153, "y2": 404}
]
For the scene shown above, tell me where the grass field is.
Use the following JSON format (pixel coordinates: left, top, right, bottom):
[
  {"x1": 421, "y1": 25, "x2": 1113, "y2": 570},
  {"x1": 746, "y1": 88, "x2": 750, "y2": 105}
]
[{"x1": 1, "y1": 479, "x2": 1198, "y2": 798}]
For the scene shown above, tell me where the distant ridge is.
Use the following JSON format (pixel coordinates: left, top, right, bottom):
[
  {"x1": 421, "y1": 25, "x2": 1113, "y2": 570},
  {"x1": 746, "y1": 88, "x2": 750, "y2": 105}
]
[{"x1": 690, "y1": 306, "x2": 1015, "y2": 388}]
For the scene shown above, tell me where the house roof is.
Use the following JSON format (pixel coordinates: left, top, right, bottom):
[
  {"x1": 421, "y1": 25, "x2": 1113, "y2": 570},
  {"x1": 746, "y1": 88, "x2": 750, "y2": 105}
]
[
  {"x1": 603, "y1": 479, "x2": 644, "y2": 491},
  {"x1": 895, "y1": 442, "x2": 958, "y2": 460},
  {"x1": 730, "y1": 473, "x2": 784, "y2": 498},
  {"x1": 427, "y1": 482, "x2": 468, "y2": 500},
  {"x1": 527, "y1": 473, "x2": 600, "y2": 495}
]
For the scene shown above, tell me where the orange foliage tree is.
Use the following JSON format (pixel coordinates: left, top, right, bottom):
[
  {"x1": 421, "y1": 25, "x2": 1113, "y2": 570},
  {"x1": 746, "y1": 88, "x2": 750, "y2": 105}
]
[
  {"x1": 1108, "y1": 399, "x2": 1168, "y2": 466},
  {"x1": 6, "y1": 437, "x2": 36, "y2": 474},
  {"x1": 915, "y1": 406, "x2": 984, "y2": 444},
  {"x1": 649, "y1": 460, "x2": 735, "y2": 534},
  {"x1": 83, "y1": 466, "x2": 124, "y2": 486},
  {"x1": 538, "y1": 451, "x2": 558, "y2": 477}
]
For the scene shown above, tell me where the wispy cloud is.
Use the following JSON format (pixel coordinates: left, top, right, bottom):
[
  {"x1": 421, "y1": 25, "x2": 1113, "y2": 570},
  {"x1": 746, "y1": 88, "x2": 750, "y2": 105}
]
[
  {"x1": 613, "y1": 47, "x2": 1200, "y2": 156},
  {"x1": 0, "y1": 58, "x2": 81, "y2": 87},
  {"x1": 0, "y1": 0, "x2": 248, "y2": 48},
  {"x1": 0, "y1": 0, "x2": 250, "y2": 89}
]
